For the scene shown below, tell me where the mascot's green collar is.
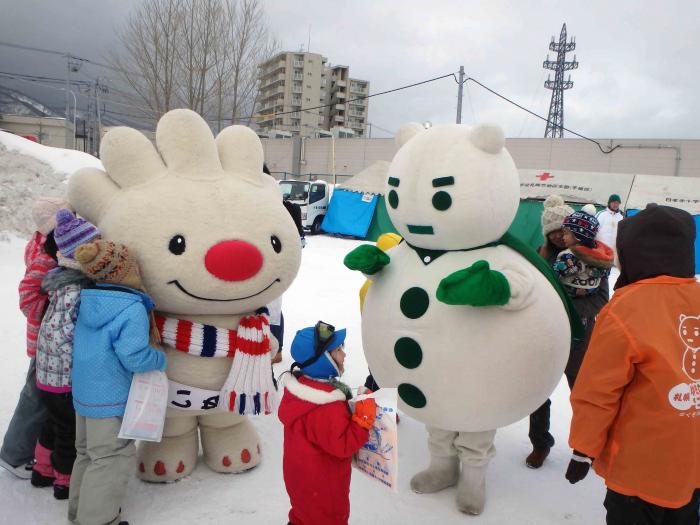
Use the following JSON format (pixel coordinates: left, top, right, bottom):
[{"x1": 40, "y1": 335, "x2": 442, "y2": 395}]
[
  {"x1": 404, "y1": 233, "x2": 584, "y2": 340},
  {"x1": 404, "y1": 239, "x2": 499, "y2": 266}
]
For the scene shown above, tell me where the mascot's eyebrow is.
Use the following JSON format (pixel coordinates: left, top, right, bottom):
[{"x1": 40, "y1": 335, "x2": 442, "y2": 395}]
[
  {"x1": 432, "y1": 176, "x2": 454, "y2": 187},
  {"x1": 388, "y1": 177, "x2": 400, "y2": 187}
]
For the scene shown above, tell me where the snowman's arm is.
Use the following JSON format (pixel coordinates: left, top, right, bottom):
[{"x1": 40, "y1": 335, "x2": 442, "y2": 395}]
[
  {"x1": 498, "y1": 262, "x2": 536, "y2": 311},
  {"x1": 344, "y1": 245, "x2": 390, "y2": 277},
  {"x1": 436, "y1": 260, "x2": 535, "y2": 310}
]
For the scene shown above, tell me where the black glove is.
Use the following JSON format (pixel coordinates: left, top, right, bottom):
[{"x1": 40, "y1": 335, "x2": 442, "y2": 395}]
[{"x1": 565, "y1": 450, "x2": 593, "y2": 484}]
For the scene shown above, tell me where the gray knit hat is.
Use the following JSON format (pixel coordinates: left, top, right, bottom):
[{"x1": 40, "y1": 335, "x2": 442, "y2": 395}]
[{"x1": 541, "y1": 195, "x2": 574, "y2": 236}]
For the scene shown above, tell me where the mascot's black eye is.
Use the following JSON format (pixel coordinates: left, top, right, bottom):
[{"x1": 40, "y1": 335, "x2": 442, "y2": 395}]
[
  {"x1": 271, "y1": 235, "x2": 282, "y2": 254},
  {"x1": 169, "y1": 235, "x2": 186, "y2": 255}
]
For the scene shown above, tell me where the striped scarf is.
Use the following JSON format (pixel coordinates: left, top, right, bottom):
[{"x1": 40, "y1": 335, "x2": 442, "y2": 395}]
[
  {"x1": 153, "y1": 310, "x2": 277, "y2": 415},
  {"x1": 154, "y1": 314, "x2": 237, "y2": 358}
]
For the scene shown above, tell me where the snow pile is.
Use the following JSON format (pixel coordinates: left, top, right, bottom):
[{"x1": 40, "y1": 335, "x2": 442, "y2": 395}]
[
  {"x1": 0, "y1": 132, "x2": 102, "y2": 175},
  {"x1": 0, "y1": 132, "x2": 102, "y2": 237}
]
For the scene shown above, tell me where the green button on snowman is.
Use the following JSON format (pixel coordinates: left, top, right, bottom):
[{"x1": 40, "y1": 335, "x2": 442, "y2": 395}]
[{"x1": 345, "y1": 123, "x2": 576, "y2": 515}]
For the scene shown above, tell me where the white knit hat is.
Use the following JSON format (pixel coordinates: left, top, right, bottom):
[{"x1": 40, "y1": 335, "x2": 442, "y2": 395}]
[
  {"x1": 581, "y1": 204, "x2": 597, "y2": 216},
  {"x1": 541, "y1": 195, "x2": 574, "y2": 236},
  {"x1": 31, "y1": 197, "x2": 72, "y2": 235}
]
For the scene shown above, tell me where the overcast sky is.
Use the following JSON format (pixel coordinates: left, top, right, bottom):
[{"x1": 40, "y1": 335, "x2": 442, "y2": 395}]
[{"x1": 1, "y1": 0, "x2": 698, "y2": 138}]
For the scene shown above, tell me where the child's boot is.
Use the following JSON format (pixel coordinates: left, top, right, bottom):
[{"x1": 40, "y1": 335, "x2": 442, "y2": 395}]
[
  {"x1": 53, "y1": 471, "x2": 70, "y2": 500},
  {"x1": 31, "y1": 442, "x2": 55, "y2": 487},
  {"x1": 410, "y1": 455, "x2": 459, "y2": 493},
  {"x1": 456, "y1": 463, "x2": 487, "y2": 515}
]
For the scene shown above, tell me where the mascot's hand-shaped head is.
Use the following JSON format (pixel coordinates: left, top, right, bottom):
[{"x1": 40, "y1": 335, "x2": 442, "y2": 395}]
[{"x1": 68, "y1": 109, "x2": 301, "y2": 315}]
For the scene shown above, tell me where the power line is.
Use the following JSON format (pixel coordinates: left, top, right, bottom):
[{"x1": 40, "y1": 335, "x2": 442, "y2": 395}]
[
  {"x1": 0, "y1": 70, "x2": 91, "y2": 87},
  {"x1": 257, "y1": 72, "x2": 458, "y2": 120},
  {"x1": 0, "y1": 40, "x2": 122, "y2": 74},
  {"x1": 462, "y1": 75, "x2": 620, "y2": 154}
]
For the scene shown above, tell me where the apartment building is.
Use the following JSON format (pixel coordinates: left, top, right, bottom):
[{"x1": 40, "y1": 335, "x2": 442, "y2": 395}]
[{"x1": 256, "y1": 52, "x2": 370, "y2": 138}]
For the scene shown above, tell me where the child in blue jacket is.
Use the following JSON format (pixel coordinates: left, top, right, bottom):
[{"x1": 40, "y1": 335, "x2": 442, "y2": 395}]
[{"x1": 69, "y1": 240, "x2": 166, "y2": 525}]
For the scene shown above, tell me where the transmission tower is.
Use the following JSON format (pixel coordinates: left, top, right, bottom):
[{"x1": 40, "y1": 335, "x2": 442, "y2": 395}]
[{"x1": 543, "y1": 23, "x2": 578, "y2": 138}]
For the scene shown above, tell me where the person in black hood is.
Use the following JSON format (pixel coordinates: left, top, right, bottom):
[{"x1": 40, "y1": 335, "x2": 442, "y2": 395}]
[{"x1": 615, "y1": 205, "x2": 696, "y2": 289}]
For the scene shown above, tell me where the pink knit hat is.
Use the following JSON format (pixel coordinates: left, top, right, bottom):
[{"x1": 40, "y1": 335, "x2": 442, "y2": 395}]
[{"x1": 31, "y1": 197, "x2": 72, "y2": 235}]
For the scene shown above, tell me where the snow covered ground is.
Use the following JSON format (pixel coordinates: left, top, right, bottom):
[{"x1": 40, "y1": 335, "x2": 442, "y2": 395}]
[{"x1": 0, "y1": 233, "x2": 606, "y2": 525}]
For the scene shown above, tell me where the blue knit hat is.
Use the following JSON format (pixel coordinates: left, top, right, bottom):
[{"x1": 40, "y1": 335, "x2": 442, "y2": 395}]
[
  {"x1": 563, "y1": 211, "x2": 599, "y2": 248},
  {"x1": 53, "y1": 209, "x2": 101, "y2": 258},
  {"x1": 290, "y1": 326, "x2": 347, "y2": 379}
]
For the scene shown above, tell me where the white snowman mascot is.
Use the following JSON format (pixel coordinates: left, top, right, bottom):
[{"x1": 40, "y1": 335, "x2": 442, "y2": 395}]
[{"x1": 345, "y1": 123, "x2": 578, "y2": 515}]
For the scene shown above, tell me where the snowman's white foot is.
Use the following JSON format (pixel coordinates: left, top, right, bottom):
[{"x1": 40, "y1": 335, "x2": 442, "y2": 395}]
[
  {"x1": 410, "y1": 456, "x2": 459, "y2": 494},
  {"x1": 456, "y1": 464, "x2": 487, "y2": 515}
]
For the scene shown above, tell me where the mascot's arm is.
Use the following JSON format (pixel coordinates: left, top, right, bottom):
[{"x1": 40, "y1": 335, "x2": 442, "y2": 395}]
[
  {"x1": 344, "y1": 245, "x2": 390, "y2": 276},
  {"x1": 436, "y1": 260, "x2": 534, "y2": 310}
]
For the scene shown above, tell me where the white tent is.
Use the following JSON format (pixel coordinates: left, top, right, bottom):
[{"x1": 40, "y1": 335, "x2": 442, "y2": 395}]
[
  {"x1": 338, "y1": 160, "x2": 390, "y2": 195},
  {"x1": 519, "y1": 169, "x2": 635, "y2": 206},
  {"x1": 626, "y1": 174, "x2": 700, "y2": 215}
]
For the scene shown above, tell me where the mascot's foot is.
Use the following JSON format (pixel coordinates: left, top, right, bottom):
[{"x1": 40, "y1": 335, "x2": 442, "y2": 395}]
[
  {"x1": 410, "y1": 456, "x2": 459, "y2": 494},
  {"x1": 138, "y1": 418, "x2": 199, "y2": 482},
  {"x1": 456, "y1": 464, "x2": 487, "y2": 516},
  {"x1": 199, "y1": 413, "x2": 261, "y2": 474}
]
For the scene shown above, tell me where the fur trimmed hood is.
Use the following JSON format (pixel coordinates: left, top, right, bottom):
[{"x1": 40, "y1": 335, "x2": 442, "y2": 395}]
[
  {"x1": 571, "y1": 241, "x2": 614, "y2": 269},
  {"x1": 278, "y1": 374, "x2": 347, "y2": 428},
  {"x1": 281, "y1": 373, "x2": 347, "y2": 405},
  {"x1": 41, "y1": 267, "x2": 93, "y2": 292}
]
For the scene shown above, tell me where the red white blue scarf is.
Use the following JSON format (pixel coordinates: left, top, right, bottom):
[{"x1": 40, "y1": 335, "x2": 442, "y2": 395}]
[{"x1": 153, "y1": 310, "x2": 276, "y2": 415}]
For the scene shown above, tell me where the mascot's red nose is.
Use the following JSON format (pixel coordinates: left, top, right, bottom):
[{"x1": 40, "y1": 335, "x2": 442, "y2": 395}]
[{"x1": 205, "y1": 240, "x2": 263, "y2": 281}]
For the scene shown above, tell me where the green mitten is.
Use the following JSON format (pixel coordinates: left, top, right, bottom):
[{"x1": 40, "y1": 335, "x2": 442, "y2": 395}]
[
  {"x1": 437, "y1": 260, "x2": 511, "y2": 306},
  {"x1": 344, "y1": 245, "x2": 391, "y2": 275}
]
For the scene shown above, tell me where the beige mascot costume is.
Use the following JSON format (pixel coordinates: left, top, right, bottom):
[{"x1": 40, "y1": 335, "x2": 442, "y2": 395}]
[
  {"x1": 345, "y1": 123, "x2": 580, "y2": 514},
  {"x1": 68, "y1": 109, "x2": 301, "y2": 482}
]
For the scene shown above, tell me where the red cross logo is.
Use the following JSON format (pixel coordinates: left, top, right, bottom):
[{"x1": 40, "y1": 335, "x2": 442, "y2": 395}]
[{"x1": 537, "y1": 172, "x2": 554, "y2": 181}]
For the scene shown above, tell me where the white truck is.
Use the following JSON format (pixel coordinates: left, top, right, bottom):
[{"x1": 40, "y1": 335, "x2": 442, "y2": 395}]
[{"x1": 278, "y1": 179, "x2": 330, "y2": 234}]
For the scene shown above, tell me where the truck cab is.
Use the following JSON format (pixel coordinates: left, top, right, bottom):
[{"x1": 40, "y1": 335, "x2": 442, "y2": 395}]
[{"x1": 278, "y1": 179, "x2": 329, "y2": 234}]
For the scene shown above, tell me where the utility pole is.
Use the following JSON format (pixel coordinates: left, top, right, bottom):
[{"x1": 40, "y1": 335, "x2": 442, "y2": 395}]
[
  {"x1": 456, "y1": 65, "x2": 465, "y2": 124},
  {"x1": 64, "y1": 55, "x2": 83, "y2": 148},
  {"x1": 94, "y1": 78, "x2": 108, "y2": 155},
  {"x1": 543, "y1": 24, "x2": 578, "y2": 138}
]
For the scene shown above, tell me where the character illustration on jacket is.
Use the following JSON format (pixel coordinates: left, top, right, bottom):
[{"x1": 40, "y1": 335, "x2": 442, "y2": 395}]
[{"x1": 679, "y1": 315, "x2": 700, "y2": 383}]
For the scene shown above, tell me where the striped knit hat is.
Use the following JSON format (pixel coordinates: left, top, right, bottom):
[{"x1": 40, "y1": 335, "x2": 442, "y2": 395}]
[
  {"x1": 54, "y1": 209, "x2": 101, "y2": 258},
  {"x1": 563, "y1": 211, "x2": 600, "y2": 248},
  {"x1": 75, "y1": 240, "x2": 142, "y2": 289}
]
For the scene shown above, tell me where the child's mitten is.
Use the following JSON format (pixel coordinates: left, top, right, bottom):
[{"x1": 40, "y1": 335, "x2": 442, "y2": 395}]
[{"x1": 352, "y1": 398, "x2": 377, "y2": 430}]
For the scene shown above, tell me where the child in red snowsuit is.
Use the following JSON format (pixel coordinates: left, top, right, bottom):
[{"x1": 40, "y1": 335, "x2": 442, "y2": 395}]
[{"x1": 278, "y1": 323, "x2": 376, "y2": 525}]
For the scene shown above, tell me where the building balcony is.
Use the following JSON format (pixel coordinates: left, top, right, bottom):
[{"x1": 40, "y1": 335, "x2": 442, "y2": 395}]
[
  {"x1": 292, "y1": 86, "x2": 303, "y2": 94},
  {"x1": 259, "y1": 62, "x2": 286, "y2": 78},
  {"x1": 293, "y1": 73, "x2": 304, "y2": 81},
  {"x1": 293, "y1": 60, "x2": 304, "y2": 68}
]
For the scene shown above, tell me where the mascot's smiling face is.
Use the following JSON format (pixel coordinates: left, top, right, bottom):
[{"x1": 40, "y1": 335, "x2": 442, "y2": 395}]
[
  {"x1": 386, "y1": 123, "x2": 520, "y2": 251},
  {"x1": 68, "y1": 109, "x2": 301, "y2": 315}
]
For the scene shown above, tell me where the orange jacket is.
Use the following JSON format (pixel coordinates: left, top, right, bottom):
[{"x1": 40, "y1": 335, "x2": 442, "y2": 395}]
[{"x1": 569, "y1": 276, "x2": 700, "y2": 508}]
